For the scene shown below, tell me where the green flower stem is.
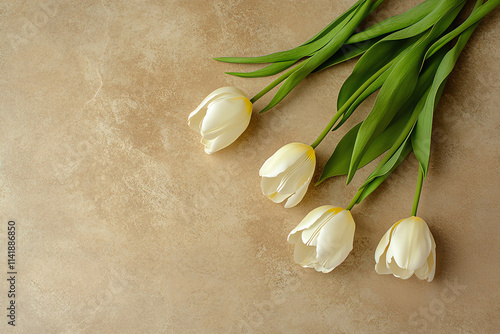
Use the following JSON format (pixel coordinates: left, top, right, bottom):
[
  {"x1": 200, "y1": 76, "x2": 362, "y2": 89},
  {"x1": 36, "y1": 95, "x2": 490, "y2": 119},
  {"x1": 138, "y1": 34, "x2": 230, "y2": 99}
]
[
  {"x1": 311, "y1": 59, "x2": 394, "y2": 149},
  {"x1": 346, "y1": 187, "x2": 364, "y2": 210},
  {"x1": 250, "y1": 62, "x2": 306, "y2": 103},
  {"x1": 411, "y1": 167, "x2": 424, "y2": 216}
]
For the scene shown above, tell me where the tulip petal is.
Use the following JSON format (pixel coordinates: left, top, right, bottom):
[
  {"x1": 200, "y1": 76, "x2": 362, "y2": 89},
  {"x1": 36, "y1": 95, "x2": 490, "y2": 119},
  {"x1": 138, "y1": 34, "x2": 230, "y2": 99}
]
[
  {"x1": 261, "y1": 175, "x2": 283, "y2": 196},
  {"x1": 284, "y1": 177, "x2": 311, "y2": 208},
  {"x1": 315, "y1": 210, "x2": 355, "y2": 272},
  {"x1": 268, "y1": 191, "x2": 291, "y2": 204},
  {"x1": 414, "y1": 257, "x2": 429, "y2": 280},
  {"x1": 374, "y1": 219, "x2": 402, "y2": 263},
  {"x1": 291, "y1": 238, "x2": 318, "y2": 266},
  {"x1": 202, "y1": 117, "x2": 250, "y2": 154},
  {"x1": 427, "y1": 233, "x2": 436, "y2": 282},
  {"x1": 416, "y1": 233, "x2": 436, "y2": 282},
  {"x1": 201, "y1": 97, "x2": 251, "y2": 137},
  {"x1": 259, "y1": 143, "x2": 314, "y2": 178},
  {"x1": 375, "y1": 251, "x2": 392, "y2": 275},
  {"x1": 300, "y1": 208, "x2": 340, "y2": 246},
  {"x1": 386, "y1": 217, "x2": 432, "y2": 271},
  {"x1": 288, "y1": 205, "x2": 335, "y2": 243},
  {"x1": 277, "y1": 154, "x2": 315, "y2": 195},
  {"x1": 188, "y1": 87, "x2": 245, "y2": 131},
  {"x1": 374, "y1": 219, "x2": 403, "y2": 275},
  {"x1": 387, "y1": 259, "x2": 414, "y2": 279},
  {"x1": 311, "y1": 262, "x2": 330, "y2": 274}
]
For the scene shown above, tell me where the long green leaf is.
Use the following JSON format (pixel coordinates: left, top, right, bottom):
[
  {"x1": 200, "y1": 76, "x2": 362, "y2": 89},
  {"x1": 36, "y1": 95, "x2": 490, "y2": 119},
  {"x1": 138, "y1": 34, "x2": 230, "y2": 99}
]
[
  {"x1": 260, "y1": 0, "x2": 373, "y2": 113},
  {"x1": 226, "y1": 60, "x2": 297, "y2": 78},
  {"x1": 317, "y1": 46, "x2": 448, "y2": 184},
  {"x1": 412, "y1": 3, "x2": 482, "y2": 178},
  {"x1": 346, "y1": 0, "x2": 438, "y2": 44},
  {"x1": 354, "y1": 140, "x2": 412, "y2": 204},
  {"x1": 427, "y1": 0, "x2": 499, "y2": 58},
  {"x1": 337, "y1": 35, "x2": 418, "y2": 111},
  {"x1": 214, "y1": 0, "x2": 363, "y2": 64},
  {"x1": 303, "y1": 0, "x2": 364, "y2": 45},
  {"x1": 346, "y1": 3, "x2": 465, "y2": 184},
  {"x1": 337, "y1": 0, "x2": 465, "y2": 113},
  {"x1": 314, "y1": 36, "x2": 381, "y2": 72}
]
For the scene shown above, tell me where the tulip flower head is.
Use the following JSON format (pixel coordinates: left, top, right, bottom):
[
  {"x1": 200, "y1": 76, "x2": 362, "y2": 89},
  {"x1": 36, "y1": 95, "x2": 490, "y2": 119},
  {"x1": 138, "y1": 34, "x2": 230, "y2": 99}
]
[
  {"x1": 259, "y1": 142, "x2": 316, "y2": 208},
  {"x1": 188, "y1": 87, "x2": 252, "y2": 154},
  {"x1": 288, "y1": 206, "x2": 355, "y2": 273},
  {"x1": 375, "y1": 216, "x2": 436, "y2": 282}
]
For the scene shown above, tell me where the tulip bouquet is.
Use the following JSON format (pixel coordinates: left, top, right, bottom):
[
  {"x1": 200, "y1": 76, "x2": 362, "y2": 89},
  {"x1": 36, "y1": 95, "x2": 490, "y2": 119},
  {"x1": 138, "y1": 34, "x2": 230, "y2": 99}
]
[{"x1": 188, "y1": 0, "x2": 499, "y2": 281}]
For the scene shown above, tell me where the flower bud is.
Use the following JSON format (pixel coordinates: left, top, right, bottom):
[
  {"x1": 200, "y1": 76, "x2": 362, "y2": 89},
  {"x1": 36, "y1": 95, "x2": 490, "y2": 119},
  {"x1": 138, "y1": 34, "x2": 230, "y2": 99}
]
[
  {"x1": 375, "y1": 216, "x2": 436, "y2": 282},
  {"x1": 259, "y1": 142, "x2": 315, "y2": 208},
  {"x1": 188, "y1": 87, "x2": 252, "y2": 154},
  {"x1": 288, "y1": 206, "x2": 355, "y2": 273}
]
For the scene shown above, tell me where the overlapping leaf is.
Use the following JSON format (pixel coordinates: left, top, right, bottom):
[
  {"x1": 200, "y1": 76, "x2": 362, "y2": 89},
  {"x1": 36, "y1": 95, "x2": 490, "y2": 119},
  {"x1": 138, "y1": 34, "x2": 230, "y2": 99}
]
[
  {"x1": 412, "y1": 1, "x2": 483, "y2": 178},
  {"x1": 260, "y1": 0, "x2": 373, "y2": 113},
  {"x1": 346, "y1": 2, "x2": 465, "y2": 184},
  {"x1": 317, "y1": 46, "x2": 448, "y2": 184},
  {"x1": 346, "y1": 0, "x2": 438, "y2": 44},
  {"x1": 226, "y1": 60, "x2": 297, "y2": 78},
  {"x1": 214, "y1": 0, "x2": 363, "y2": 64}
]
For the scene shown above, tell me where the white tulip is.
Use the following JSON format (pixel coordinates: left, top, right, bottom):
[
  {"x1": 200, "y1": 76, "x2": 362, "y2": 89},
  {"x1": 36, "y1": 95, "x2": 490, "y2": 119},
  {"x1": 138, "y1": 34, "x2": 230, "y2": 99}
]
[
  {"x1": 288, "y1": 206, "x2": 355, "y2": 273},
  {"x1": 188, "y1": 87, "x2": 252, "y2": 154},
  {"x1": 259, "y1": 142, "x2": 316, "y2": 208},
  {"x1": 375, "y1": 216, "x2": 436, "y2": 282}
]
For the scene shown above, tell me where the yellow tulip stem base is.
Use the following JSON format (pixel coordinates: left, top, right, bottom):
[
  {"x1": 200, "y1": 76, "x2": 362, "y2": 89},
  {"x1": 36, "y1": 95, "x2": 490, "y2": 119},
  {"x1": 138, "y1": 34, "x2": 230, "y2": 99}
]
[{"x1": 411, "y1": 167, "x2": 425, "y2": 217}]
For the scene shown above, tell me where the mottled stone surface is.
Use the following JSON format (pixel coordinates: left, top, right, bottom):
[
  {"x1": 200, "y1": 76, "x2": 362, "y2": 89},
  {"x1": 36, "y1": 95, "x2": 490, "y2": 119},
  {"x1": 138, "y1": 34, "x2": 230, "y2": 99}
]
[{"x1": 0, "y1": 0, "x2": 499, "y2": 333}]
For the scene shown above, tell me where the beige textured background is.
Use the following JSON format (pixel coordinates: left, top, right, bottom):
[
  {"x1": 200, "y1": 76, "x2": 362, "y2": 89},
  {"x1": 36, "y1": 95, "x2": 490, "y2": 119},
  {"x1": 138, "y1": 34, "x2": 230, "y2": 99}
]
[{"x1": 1, "y1": 0, "x2": 499, "y2": 333}]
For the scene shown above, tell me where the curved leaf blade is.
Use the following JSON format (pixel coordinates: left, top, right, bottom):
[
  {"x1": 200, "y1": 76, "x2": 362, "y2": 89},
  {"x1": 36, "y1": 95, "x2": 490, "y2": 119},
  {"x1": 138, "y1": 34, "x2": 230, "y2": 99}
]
[
  {"x1": 226, "y1": 60, "x2": 297, "y2": 78},
  {"x1": 347, "y1": 0, "x2": 438, "y2": 44}
]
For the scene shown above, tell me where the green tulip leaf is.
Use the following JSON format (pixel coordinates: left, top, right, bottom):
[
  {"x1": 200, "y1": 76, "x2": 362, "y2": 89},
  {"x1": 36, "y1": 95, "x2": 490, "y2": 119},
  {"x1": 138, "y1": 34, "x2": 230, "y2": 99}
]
[
  {"x1": 213, "y1": 0, "x2": 362, "y2": 64},
  {"x1": 427, "y1": 0, "x2": 499, "y2": 58},
  {"x1": 313, "y1": 36, "x2": 381, "y2": 73},
  {"x1": 412, "y1": 4, "x2": 482, "y2": 178},
  {"x1": 316, "y1": 46, "x2": 447, "y2": 185},
  {"x1": 354, "y1": 140, "x2": 412, "y2": 205},
  {"x1": 225, "y1": 60, "x2": 298, "y2": 78},
  {"x1": 346, "y1": 0, "x2": 438, "y2": 44},
  {"x1": 346, "y1": 3, "x2": 465, "y2": 184},
  {"x1": 259, "y1": 0, "x2": 373, "y2": 113}
]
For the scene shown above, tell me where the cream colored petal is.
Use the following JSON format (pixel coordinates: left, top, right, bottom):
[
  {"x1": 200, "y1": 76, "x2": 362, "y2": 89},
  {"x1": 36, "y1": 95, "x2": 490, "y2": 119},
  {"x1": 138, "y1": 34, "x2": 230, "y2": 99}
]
[
  {"x1": 261, "y1": 175, "x2": 282, "y2": 196},
  {"x1": 277, "y1": 154, "x2": 315, "y2": 195},
  {"x1": 267, "y1": 191, "x2": 291, "y2": 204},
  {"x1": 387, "y1": 258, "x2": 414, "y2": 279},
  {"x1": 386, "y1": 217, "x2": 432, "y2": 271},
  {"x1": 261, "y1": 150, "x2": 313, "y2": 199},
  {"x1": 300, "y1": 208, "x2": 341, "y2": 246},
  {"x1": 259, "y1": 143, "x2": 314, "y2": 178},
  {"x1": 201, "y1": 97, "x2": 251, "y2": 137},
  {"x1": 375, "y1": 250, "x2": 392, "y2": 275},
  {"x1": 188, "y1": 106, "x2": 207, "y2": 133},
  {"x1": 315, "y1": 210, "x2": 355, "y2": 272},
  {"x1": 202, "y1": 117, "x2": 250, "y2": 154},
  {"x1": 288, "y1": 205, "x2": 334, "y2": 243},
  {"x1": 291, "y1": 238, "x2": 318, "y2": 267},
  {"x1": 424, "y1": 233, "x2": 436, "y2": 282},
  {"x1": 283, "y1": 176, "x2": 311, "y2": 208},
  {"x1": 374, "y1": 219, "x2": 402, "y2": 264},
  {"x1": 188, "y1": 87, "x2": 242, "y2": 131},
  {"x1": 311, "y1": 262, "x2": 331, "y2": 274},
  {"x1": 414, "y1": 257, "x2": 429, "y2": 280}
]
